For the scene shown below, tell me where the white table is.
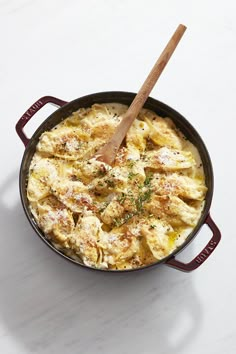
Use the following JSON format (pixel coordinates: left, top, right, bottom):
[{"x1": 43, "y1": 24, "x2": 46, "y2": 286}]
[{"x1": 0, "y1": 1, "x2": 235, "y2": 353}]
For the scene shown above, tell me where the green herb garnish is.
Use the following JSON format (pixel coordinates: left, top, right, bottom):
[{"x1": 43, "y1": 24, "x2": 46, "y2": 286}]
[
  {"x1": 106, "y1": 179, "x2": 115, "y2": 188},
  {"x1": 144, "y1": 172, "x2": 153, "y2": 186},
  {"x1": 114, "y1": 212, "x2": 136, "y2": 227},
  {"x1": 150, "y1": 224, "x2": 156, "y2": 229},
  {"x1": 135, "y1": 188, "x2": 152, "y2": 211},
  {"x1": 128, "y1": 172, "x2": 138, "y2": 180},
  {"x1": 117, "y1": 192, "x2": 127, "y2": 204},
  {"x1": 128, "y1": 160, "x2": 136, "y2": 168}
]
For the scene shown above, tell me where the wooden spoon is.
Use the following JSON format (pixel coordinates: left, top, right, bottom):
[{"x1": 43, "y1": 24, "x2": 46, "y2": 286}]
[{"x1": 95, "y1": 24, "x2": 187, "y2": 165}]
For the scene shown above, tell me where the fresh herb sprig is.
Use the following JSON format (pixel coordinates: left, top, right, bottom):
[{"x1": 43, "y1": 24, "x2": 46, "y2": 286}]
[{"x1": 114, "y1": 173, "x2": 154, "y2": 227}]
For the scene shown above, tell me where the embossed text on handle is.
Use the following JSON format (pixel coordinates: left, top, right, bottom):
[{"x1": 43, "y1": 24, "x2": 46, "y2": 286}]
[
  {"x1": 21, "y1": 100, "x2": 44, "y2": 122},
  {"x1": 195, "y1": 240, "x2": 218, "y2": 264}
]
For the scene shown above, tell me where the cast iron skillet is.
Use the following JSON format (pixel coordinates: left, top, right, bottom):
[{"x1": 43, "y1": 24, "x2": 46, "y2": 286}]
[{"x1": 16, "y1": 92, "x2": 221, "y2": 272}]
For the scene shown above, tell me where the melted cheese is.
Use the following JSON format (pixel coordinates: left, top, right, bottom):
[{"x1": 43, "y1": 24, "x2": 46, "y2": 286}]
[{"x1": 27, "y1": 103, "x2": 207, "y2": 270}]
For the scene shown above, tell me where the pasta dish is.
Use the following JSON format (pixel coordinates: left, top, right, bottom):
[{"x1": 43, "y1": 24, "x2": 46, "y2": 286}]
[{"x1": 27, "y1": 103, "x2": 207, "y2": 269}]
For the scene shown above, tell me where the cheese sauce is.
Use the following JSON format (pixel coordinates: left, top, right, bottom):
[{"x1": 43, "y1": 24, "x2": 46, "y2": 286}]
[{"x1": 27, "y1": 103, "x2": 207, "y2": 269}]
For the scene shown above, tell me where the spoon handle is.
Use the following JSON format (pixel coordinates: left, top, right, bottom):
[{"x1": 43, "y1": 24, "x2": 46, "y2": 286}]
[
  {"x1": 125, "y1": 24, "x2": 186, "y2": 121},
  {"x1": 96, "y1": 24, "x2": 186, "y2": 165}
]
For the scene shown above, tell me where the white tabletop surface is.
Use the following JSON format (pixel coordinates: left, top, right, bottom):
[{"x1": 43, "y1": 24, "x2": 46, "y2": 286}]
[{"x1": 0, "y1": 0, "x2": 235, "y2": 353}]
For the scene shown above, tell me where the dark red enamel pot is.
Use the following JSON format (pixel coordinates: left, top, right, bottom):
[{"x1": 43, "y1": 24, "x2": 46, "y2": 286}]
[{"x1": 16, "y1": 92, "x2": 221, "y2": 272}]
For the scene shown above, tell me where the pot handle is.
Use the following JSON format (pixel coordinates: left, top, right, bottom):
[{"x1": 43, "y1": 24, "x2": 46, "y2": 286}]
[
  {"x1": 16, "y1": 96, "x2": 68, "y2": 146},
  {"x1": 166, "y1": 214, "x2": 221, "y2": 272}
]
